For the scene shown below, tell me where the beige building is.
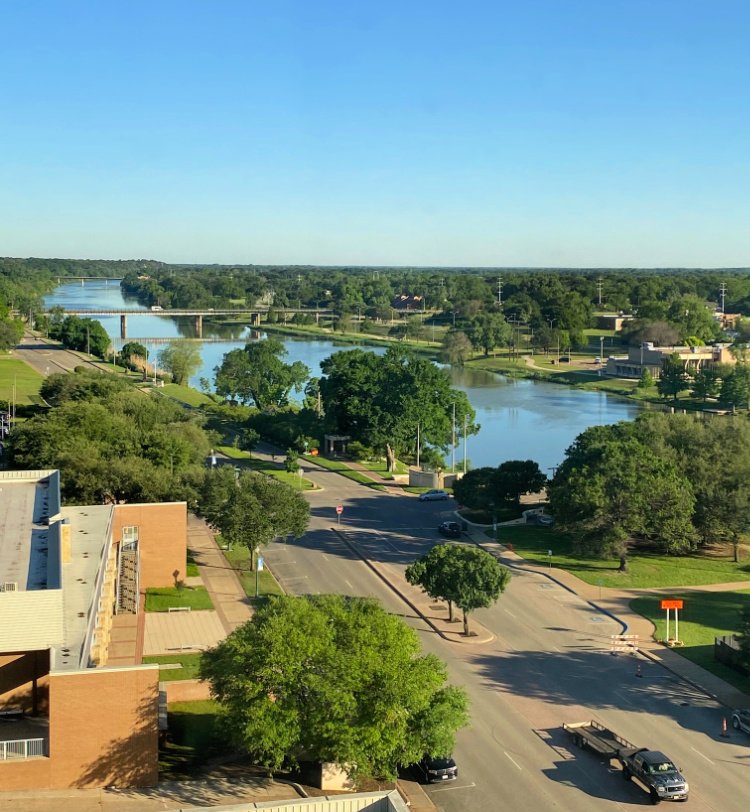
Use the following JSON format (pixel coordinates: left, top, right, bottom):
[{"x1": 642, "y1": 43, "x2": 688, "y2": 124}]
[
  {"x1": 605, "y1": 342, "x2": 736, "y2": 379},
  {"x1": 0, "y1": 469, "x2": 186, "y2": 790}
]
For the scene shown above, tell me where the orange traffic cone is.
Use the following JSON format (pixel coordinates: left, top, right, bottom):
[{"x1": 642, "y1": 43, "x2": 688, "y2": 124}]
[
  {"x1": 635, "y1": 663, "x2": 643, "y2": 678},
  {"x1": 721, "y1": 718, "x2": 729, "y2": 738}
]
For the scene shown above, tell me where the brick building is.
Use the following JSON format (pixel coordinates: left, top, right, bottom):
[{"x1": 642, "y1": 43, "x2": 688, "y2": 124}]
[{"x1": 0, "y1": 469, "x2": 186, "y2": 789}]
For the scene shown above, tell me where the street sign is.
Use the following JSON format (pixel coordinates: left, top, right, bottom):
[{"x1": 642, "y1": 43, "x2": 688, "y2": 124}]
[
  {"x1": 336, "y1": 504, "x2": 344, "y2": 515},
  {"x1": 661, "y1": 599, "x2": 683, "y2": 610},
  {"x1": 257, "y1": 557, "x2": 264, "y2": 571}
]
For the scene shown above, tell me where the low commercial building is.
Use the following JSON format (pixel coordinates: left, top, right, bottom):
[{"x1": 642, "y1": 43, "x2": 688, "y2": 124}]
[
  {"x1": 605, "y1": 342, "x2": 735, "y2": 379},
  {"x1": 0, "y1": 469, "x2": 186, "y2": 790}
]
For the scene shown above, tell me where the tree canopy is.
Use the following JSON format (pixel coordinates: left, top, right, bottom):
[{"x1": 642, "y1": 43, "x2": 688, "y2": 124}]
[
  {"x1": 158, "y1": 339, "x2": 202, "y2": 385},
  {"x1": 200, "y1": 466, "x2": 309, "y2": 565},
  {"x1": 453, "y1": 461, "x2": 546, "y2": 513},
  {"x1": 214, "y1": 337, "x2": 309, "y2": 410},
  {"x1": 406, "y1": 544, "x2": 511, "y2": 635},
  {"x1": 200, "y1": 594, "x2": 469, "y2": 779},
  {"x1": 319, "y1": 345, "x2": 478, "y2": 471}
]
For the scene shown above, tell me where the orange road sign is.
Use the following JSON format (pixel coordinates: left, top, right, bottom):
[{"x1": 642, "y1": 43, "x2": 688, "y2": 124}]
[{"x1": 661, "y1": 599, "x2": 683, "y2": 610}]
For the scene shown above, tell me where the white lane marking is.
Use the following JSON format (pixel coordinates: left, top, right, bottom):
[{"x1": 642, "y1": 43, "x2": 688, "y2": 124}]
[
  {"x1": 503, "y1": 608, "x2": 517, "y2": 618},
  {"x1": 270, "y1": 560, "x2": 298, "y2": 565},
  {"x1": 690, "y1": 746, "x2": 714, "y2": 764},
  {"x1": 280, "y1": 576, "x2": 308, "y2": 582},
  {"x1": 344, "y1": 580, "x2": 353, "y2": 589},
  {"x1": 429, "y1": 781, "x2": 476, "y2": 793},
  {"x1": 504, "y1": 751, "x2": 522, "y2": 770}
]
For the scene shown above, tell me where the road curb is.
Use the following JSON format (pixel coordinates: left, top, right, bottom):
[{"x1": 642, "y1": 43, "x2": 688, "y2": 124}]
[{"x1": 332, "y1": 528, "x2": 452, "y2": 642}]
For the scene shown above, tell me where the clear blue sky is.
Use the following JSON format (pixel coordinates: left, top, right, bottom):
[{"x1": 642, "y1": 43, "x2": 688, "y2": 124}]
[{"x1": 2, "y1": 1, "x2": 749, "y2": 267}]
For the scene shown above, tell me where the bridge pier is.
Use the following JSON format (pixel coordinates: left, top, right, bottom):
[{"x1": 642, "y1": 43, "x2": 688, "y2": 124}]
[
  {"x1": 195, "y1": 315, "x2": 203, "y2": 338},
  {"x1": 251, "y1": 312, "x2": 261, "y2": 327},
  {"x1": 120, "y1": 314, "x2": 127, "y2": 339}
]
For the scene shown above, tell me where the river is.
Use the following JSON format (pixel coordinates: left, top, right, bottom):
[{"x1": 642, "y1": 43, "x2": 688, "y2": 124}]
[{"x1": 43, "y1": 280, "x2": 641, "y2": 470}]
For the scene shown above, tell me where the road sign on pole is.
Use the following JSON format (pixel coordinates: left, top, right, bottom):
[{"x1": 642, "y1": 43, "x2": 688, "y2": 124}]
[
  {"x1": 661, "y1": 599, "x2": 683, "y2": 644},
  {"x1": 336, "y1": 504, "x2": 343, "y2": 524}
]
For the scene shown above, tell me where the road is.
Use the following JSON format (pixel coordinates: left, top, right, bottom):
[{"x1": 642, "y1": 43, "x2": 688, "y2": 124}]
[{"x1": 264, "y1": 456, "x2": 750, "y2": 812}]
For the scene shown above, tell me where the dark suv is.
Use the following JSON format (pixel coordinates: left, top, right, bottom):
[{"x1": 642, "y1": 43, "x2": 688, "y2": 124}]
[
  {"x1": 438, "y1": 521, "x2": 462, "y2": 538},
  {"x1": 417, "y1": 755, "x2": 458, "y2": 783}
]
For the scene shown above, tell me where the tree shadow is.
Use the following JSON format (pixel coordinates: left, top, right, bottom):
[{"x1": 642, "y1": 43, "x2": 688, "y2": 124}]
[{"x1": 469, "y1": 646, "x2": 728, "y2": 740}]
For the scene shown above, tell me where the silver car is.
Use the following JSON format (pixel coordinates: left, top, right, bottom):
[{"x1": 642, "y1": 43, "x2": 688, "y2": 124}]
[{"x1": 418, "y1": 489, "x2": 449, "y2": 502}]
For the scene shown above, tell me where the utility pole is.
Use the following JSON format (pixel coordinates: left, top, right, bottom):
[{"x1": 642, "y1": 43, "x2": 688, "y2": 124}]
[
  {"x1": 596, "y1": 276, "x2": 603, "y2": 306},
  {"x1": 497, "y1": 277, "x2": 503, "y2": 307},
  {"x1": 463, "y1": 413, "x2": 468, "y2": 474},
  {"x1": 720, "y1": 282, "x2": 727, "y2": 314},
  {"x1": 416, "y1": 422, "x2": 421, "y2": 469},
  {"x1": 451, "y1": 403, "x2": 456, "y2": 473}
]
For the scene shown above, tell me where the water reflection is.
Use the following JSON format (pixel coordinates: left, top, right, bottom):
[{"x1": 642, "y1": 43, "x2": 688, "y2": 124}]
[{"x1": 44, "y1": 281, "x2": 640, "y2": 470}]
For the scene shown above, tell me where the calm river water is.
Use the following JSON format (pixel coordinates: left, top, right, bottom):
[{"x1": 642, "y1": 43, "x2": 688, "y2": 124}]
[{"x1": 44, "y1": 280, "x2": 640, "y2": 470}]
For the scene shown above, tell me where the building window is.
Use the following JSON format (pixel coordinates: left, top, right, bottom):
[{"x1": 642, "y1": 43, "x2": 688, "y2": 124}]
[{"x1": 122, "y1": 525, "x2": 139, "y2": 550}]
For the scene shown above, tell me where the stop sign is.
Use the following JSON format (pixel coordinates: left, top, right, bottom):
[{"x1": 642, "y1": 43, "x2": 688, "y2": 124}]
[{"x1": 336, "y1": 504, "x2": 343, "y2": 515}]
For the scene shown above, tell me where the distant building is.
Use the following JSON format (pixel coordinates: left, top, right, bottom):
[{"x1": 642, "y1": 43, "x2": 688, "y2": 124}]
[
  {"x1": 605, "y1": 343, "x2": 736, "y2": 379},
  {"x1": 713, "y1": 311, "x2": 742, "y2": 331},
  {"x1": 596, "y1": 313, "x2": 634, "y2": 332},
  {"x1": 0, "y1": 469, "x2": 186, "y2": 790},
  {"x1": 391, "y1": 294, "x2": 424, "y2": 311}
]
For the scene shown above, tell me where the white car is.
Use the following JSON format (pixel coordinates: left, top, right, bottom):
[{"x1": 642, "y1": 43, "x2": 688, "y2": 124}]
[
  {"x1": 732, "y1": 708, "x2": 750, "y2": 735},
  {"x1": 418, "y1": 489, "x2": 449, "y2": 502}
]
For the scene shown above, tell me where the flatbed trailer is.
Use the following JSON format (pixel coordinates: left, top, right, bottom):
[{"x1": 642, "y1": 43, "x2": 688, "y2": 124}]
[{"x1": 563, "y1": 720, "x2": 636, "y2": 757}]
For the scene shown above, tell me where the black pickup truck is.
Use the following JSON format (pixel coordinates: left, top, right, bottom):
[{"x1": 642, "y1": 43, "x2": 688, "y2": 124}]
[{"x1": 564, "y1": 720, "x2": 689, "y2": 804}]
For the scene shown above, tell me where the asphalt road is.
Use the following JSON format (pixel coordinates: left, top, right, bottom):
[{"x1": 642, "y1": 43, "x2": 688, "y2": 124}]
[{"x1": 265, "y1": 457, "x2": 750, "y2": 812}]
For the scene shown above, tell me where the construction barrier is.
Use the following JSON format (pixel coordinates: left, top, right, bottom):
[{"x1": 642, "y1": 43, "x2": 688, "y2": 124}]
[{"x1": 610, "y1": 634, "x2": 639, "y2": 654}]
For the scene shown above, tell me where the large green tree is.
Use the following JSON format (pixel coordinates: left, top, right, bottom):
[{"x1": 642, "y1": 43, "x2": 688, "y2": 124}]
[
  {"x1": 158, "y1": 339, "x2": 202, "y2": 385},
  {"x1": 319, "y1": 346, "x2": 477, "y2": 471},
  {"x1": 214, "y1": 337, "x2": 310, "y2": 410},
  {"x1": 549, "y1": 422, "x2": 698, "y2": 570},
  {"x1": 657, "y1": 353, "x2": 689, "y2": 401},
  {"x1": 467, "y1": 311, "x2": 511, "y2": 357},
  {"x1": 200, "y1": 467, "x2": 309, "y2": 567},
  {"x1": 407, "y1": 544, "x2": 511, "y2": 636},
  {"x1": 200, "y1": 594, "x2": 469, "y2": 779},
  {"x1": 453, "y1": 461, "x2": 546, "y2": 514}
]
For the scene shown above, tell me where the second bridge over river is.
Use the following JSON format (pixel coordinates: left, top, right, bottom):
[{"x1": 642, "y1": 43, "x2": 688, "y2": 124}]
[{"x1": 44, "y1": 307, "x2": 331, "y2": 338}]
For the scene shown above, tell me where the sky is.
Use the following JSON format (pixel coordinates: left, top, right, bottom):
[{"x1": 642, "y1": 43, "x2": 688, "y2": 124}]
[{"x1": 1, "y1": 1, "x2": 749, "y2": 267}]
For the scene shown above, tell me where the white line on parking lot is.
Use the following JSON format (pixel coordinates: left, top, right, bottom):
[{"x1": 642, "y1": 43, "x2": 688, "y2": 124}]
[
  {"x1": 429, "y1": 782, "x2": 476, "y2": 793},
  {"x1": 344, "y1": 580, "x2": 353, "y2": 589},
  {"x1": 504, "y1": 751, "x2": 523, "y2": 770}
]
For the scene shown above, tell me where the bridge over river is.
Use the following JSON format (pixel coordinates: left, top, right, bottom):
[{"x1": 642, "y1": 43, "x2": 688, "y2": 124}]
[{"x1": 43, "y1": 307, "x2": 331, "y2": 338}]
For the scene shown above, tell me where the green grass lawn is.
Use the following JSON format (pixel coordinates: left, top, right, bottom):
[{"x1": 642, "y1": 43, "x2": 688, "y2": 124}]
[
  {"x1": 304, "y1": 454, "x2": 385, "y2": 487},
  {"x1": 142, "y1": 653, "x2": 203, "y2": 681},
  {"x1": 0, "y1": 357, "x2": 44, "y2": 405},
  {"x1": 186, "y1": 551, "x2": 199, "y2": 577},
  {"x1": 161, "y1": 699, "x2": 224, "y2": 778},
  {"x1": 215, "y1": 444, "x2": 253, "y2": 459},
  {"x1": 223, "y1": 544, "x2": 285, "y2": 603},
  {"x1": 502, "y1": 525, "x2": 750, "y2": 589},
  {"x1": 630, "y1": 591, "x2": 750, "y2": 693},
  {"x1": 145, "y1": 586, "x2": 214, "y2": 611},
  {"x1": 160, "y1": 383, "x2": 215, "y2": 407}
]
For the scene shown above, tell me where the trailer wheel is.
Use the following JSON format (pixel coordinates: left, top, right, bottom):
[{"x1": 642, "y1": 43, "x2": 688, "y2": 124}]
[
  {"x1": 621, "y1": 766, "x2": 631, "y2": 781},
  {"x1": 574, "y1": 734, "x2": 583, "y2": 748},
  {"x1": 650, "y1": 788, "x2": 661, "y2": 805}
]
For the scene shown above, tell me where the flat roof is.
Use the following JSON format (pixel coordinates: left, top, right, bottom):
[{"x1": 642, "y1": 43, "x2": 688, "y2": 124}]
[
  {"x1": 0, "y1": 476, "x2": 50, "y2": 590},
  {"x1": 58, "y1": 504, "x2": 112, "y2": 671}
]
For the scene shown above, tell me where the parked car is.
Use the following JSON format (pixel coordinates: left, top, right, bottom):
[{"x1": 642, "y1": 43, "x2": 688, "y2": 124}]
[
  {"x1": 731, "y1": 708, "x2": 750, "y2": 735},
  {"x1": 418, "y1": 489, "x2": 449, "y2": 502},
  {"x1": 438, "y1": 521, "x2": 462, "y2": 538},
  {"x1": 416, "y1": 755, "x2": 458, "y2": 783},
  {"x1": 527, "y1": 512, "x2": 554, "y2": 527}
]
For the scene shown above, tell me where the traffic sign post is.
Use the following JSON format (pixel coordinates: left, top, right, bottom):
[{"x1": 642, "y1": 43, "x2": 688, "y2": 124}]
[
  {"x1": 661, "y1": 599, "x2": 683, "y2": 645},
  {"x1": 336, "y1": 504, "x2": 343, "y2": 524},
  {"x1": 256, "y1": 556, "x2": 264, "y2": 598}
]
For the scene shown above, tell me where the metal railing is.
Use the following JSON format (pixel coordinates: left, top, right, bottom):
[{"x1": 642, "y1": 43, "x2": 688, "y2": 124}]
[{"x1": 0, "y1": 738, "x2": 47, "y2": 760}]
